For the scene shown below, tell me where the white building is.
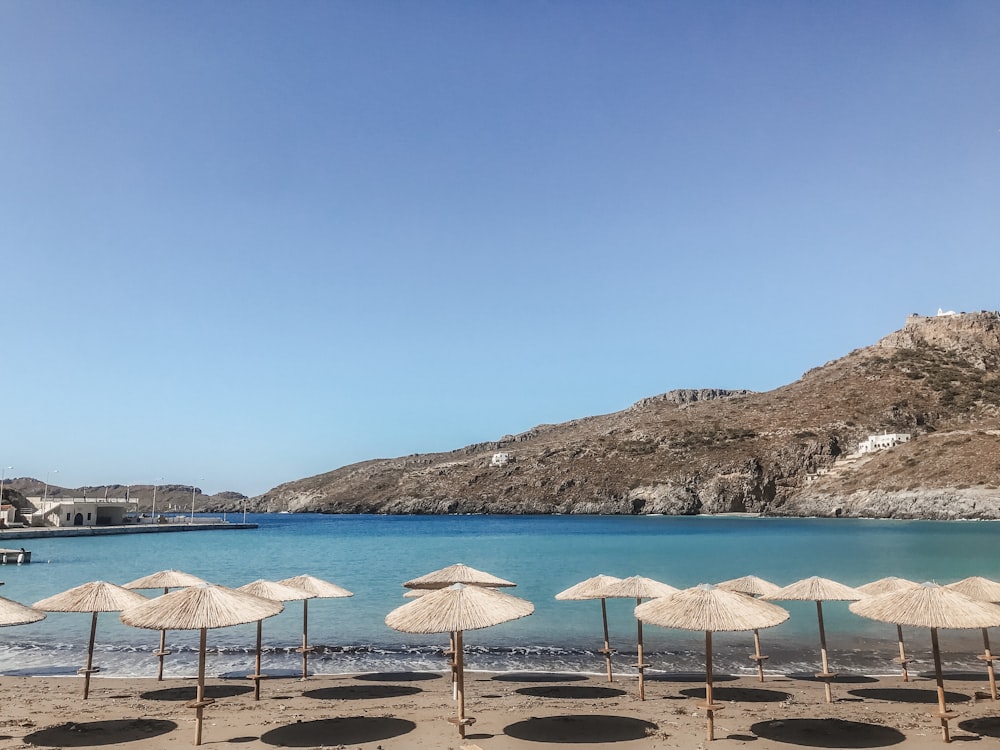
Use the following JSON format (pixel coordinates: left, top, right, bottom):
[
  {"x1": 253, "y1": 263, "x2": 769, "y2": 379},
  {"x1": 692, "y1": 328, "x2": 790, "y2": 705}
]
[
  {"x1": 857, "y1": 432, "x2": 911, "y2": 455},
  {"x1": 23, "y1": 497, "x2": 136, "y2": 527},
  {"x1": 491, "y1": 452, "x2": 514, "y2": 467}
]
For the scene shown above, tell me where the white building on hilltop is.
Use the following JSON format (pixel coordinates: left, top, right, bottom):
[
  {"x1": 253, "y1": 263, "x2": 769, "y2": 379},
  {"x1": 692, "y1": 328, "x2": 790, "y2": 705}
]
[{"x1": 857, "y1": 432, "x2": 911, "y2": 455}]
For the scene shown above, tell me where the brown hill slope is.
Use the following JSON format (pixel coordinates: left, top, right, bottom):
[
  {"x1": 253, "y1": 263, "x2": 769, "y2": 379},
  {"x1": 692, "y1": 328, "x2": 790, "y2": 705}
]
[{"x1": 253, "y1": 311, "x2": 1000, "y2": 519}]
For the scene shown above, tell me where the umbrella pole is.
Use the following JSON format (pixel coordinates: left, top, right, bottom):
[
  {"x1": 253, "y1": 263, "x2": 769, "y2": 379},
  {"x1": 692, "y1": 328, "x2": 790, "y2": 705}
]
[
  {"x1": 253, "y1": 619, "x2": 263, "y2": 701},
  {"x1": 636, "y1": 597, "x2": 646, "y2": 701},
  {"x1": 702, "y1": 630, "x2": 723, "y2": 742},
  {"x1": 450, "y1": 631, "x2": 458, "y2": 700},
  {"x1": 156, "y1": 587, "x2": 170, "y2": 681},
  {"x1": 981, "y1": 628, "x2": 997, "y2": 701},
  {"x1": 600, "y1": 597, "x2": 613, "y2": 683},
  {"x1": 300, "y1": 599, "x2": 309, "y2": 680},
  {"x1": 157, "y1": 629, "x2": 168, "y2": 681},
  {"x1": 82, "y1": 611, "x2": 98, "y2": 700},
  {"x1": 195, "y1": 628, "x2": 207, "y2": 746},
  {"x1": 455, "y1": 630, "x2": 468, "y2": 737},
  {"x1": 896, "y1": 624, "x2": 909, "y2": 682},
  {"x1": 930, "y1": 627, "x2": 954, "y2": 742},
  {"x1": 815, "y1": 600, "x2": 834, "y2": 703},
  {"x1": 752, "y1": 628, "x2": 765, "y2": 682}
]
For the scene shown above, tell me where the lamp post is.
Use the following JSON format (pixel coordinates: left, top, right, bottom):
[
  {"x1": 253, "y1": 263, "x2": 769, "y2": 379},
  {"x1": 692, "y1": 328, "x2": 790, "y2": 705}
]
[
  {"x1": 190, "y1": 478, "x2": 203, "y2": 524},
  {"x1": 43, "y1": 469, "x2": 59, "y2": 503},
  {"x1": 151, "y1": 477, "x2": 163, "y2": 523}
]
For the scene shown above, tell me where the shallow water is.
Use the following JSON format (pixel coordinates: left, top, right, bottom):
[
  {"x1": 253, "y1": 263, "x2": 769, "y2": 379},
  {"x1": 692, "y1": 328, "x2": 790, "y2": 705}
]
[{"x1": 1, "y1": 513, "x2": 997, "y2": 678}]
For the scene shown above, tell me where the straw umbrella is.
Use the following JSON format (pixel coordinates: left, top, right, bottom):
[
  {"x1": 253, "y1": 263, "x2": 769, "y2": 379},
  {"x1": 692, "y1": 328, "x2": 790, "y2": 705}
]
[
  {"x1": 403, "y1": 562, "x2": 516, "y2": 590},
  {"x1": 0, "y1": 595, "x2": 45, "y2": 628},
  {"x1": 33, "y1": 581, "x2": 148, "y2": 699},
  {"x1": 386, "y1": 583, "x2": 533, "y2": 737},
  {"x1": 857, "y1": 577, "x2": 920, "y2": 682},
  {"x1": 404, "y1": 562, "x2": 517, "y2": 697},
  {"x1": 277, "y1": 574, "x2": 353, "y2": 679},
  {"x1": 555, "y1": 574, "x2": 622, "y2": 682},
  {"x1": 121, "y1": 583, "x2": 283, "y2": 746},
  {"x1": 945, "y1": 576, "x2": 1000, "y2": 700},
  {"x1": 716, "y1": 575, "x2": 780, "y2": 682},
  {"x1": 123, "y1": 569, "x2": 208, "y2": 680},
  {"x1": 236, "y1": 579, "x2": 314, "y2": 700},
  {"x1": 601, "y1": 576, "x2": 678, "y2": 700},
  {"x1": 764, "y1": 576, "x2": 863, "y2": 703},
  {"x1": 636, "y1": 584, "x2": 789, "y2": 742},
  {"x1": 850, "y1": 582, "x2": 1000, "y2": 742}
]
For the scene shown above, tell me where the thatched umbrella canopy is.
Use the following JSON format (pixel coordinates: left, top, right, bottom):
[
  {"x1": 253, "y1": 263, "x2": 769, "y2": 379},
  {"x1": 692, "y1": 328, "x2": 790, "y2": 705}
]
[
  {"x1": 277, "y1": 574, "x2": 353, "y2": 679},
  {"x1": 851, "y1": 582, "x2": 1000, "y2": 742},
  {"x1": 555, "y1": 574, "x2": 622, "y2": 682},
  {"x1": 946, "y1": 576, "x2": 1000, "y2": 700},
  {"x1": 121, "y1": 584, "x2": 283, "y2": 746},
  {"x1": 601, "y1": 576, "x2": 678, "y2": 700},
  {"x1": 717, "y1": 575, "x2": 781, "y2": 683},
  {"x1": 0, "y1": 595, "x2": 45, "y2": 627},
  {"x1": 237, "y1": 580, "x2": 314, "y2": 700},
  {"x1": 123, "y1": 569, "x2": 209, "y2": 681},
  {"x1": 34, "y1": 581, "x2": 148, "y2": 699},
  {"x1": 857, "y1": 577, "x2": 920, "y2": 682},
  {"x1": 386, "y1": 583, "x2": 533, "y2": 737},
  {"x1": 764, "y1": 576, "x2": 863, "y2": 703},
  {"x1": 403, "y1": 563, "x2": 516, "y2": 589},
  {"x1": 637, "y1": 584, "x2": 789, "y2": 742}
]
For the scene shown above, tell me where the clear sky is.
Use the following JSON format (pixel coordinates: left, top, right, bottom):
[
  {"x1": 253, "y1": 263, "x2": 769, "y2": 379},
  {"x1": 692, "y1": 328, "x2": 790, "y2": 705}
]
[{"x1": 2, "y1": 2, "x2": 998, "y2": 497}]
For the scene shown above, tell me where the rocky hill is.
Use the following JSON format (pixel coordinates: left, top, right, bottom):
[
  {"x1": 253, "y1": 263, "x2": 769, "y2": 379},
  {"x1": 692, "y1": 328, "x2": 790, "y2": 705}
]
[{"x1": 240, "y1": 311, "x2": 1000, "y2": 519}]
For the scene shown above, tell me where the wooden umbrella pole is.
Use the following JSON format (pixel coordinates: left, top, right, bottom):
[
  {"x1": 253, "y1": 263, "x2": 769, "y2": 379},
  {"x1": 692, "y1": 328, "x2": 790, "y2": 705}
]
[
  {"x1": 600, "y1": 598, "x2": 613, "y2": 683},
  {"x1": 816, "y1": 601, "x2": 833, "y2": 703},
  {"x1": 705, "y1": 630, "x2": 715, "y2": 742},
  {"x1": 156, "y1": 587, "x2": 170, "y2": 681},
  {"x1": 455, "y1": 630, "x2": 467, "y2": 737},
  {"x1": 253, "y1": 619, "x2": 263, "y2": 701},
  {"x1": 930, "y1": 627, "x2": 952, "y2": 742},
  {"x1": 981, "y1": 628, "x2": 997, "y2": 701},
  {"x1": 636, "y1": 597, "x2": 646, "y2": 701},
  {"x1": 83, "y1": 611, "x2": 98, "y2": 700},
  {"x1": 157, "y1": 629, "x2": 168, "y2": 681},
  {"x1": 450, "y1": 631, "x2": 458, "y2": 700},
  {"x1": 300, "y1": 599, "x2": 309, "y2": 680},
  {"x1": 752, "y1": 629, "x2": 765, "y2": 682},
  {"x1": 195, "y1": 628, "x2": 207, "y2": 746},
  {"x1": 896, "y1": 624, "x2": 909, "y2": 682}
]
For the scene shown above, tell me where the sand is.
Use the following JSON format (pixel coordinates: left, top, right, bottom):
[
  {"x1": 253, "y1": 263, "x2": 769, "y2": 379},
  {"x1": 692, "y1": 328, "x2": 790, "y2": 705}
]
[{"x1": 2, "y1": 668, "x2": 999, "y2": 749}]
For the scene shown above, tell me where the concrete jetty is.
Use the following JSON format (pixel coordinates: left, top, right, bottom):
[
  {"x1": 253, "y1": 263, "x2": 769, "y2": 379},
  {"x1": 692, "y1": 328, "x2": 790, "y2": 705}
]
[{"x1": 0, "y1": 521, "x2": 257, "y2": 541}]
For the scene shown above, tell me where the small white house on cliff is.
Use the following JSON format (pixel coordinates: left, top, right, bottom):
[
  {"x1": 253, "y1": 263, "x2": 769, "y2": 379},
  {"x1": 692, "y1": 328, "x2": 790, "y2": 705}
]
[{"x1": 857, "y1": 432, "x2": 910, "y2": 455}]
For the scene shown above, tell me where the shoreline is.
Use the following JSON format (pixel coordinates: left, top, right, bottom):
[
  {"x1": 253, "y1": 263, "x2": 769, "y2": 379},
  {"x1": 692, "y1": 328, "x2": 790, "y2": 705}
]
[{"x1": 2, "y1": 668, "x2": 997, "y2": 748}]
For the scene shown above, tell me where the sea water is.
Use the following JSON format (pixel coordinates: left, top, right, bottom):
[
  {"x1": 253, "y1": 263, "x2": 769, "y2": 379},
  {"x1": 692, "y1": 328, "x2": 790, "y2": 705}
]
[{"x1": 0, "y1": 513, "x2": 997, "y2": 679}]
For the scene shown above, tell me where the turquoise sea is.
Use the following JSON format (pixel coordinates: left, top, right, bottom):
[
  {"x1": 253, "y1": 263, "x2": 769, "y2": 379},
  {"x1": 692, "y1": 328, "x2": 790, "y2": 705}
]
[{"x1": 1, "y1": 513, "x2": 998, "y2": 679}]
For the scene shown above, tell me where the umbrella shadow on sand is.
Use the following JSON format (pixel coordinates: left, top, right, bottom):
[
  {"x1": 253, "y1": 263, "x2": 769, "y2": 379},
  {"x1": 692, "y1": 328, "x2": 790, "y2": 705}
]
[
  {"x1": 139, "y1": 683, "x2": 254, "y2": 701},
  {"x1": 646, "y1": 672, "x2": 739, "y2": 683},
  {"x1": 848, "y1": 687, "x2": 971, "y2": 704},
  {"x1": 680, "y1": 686, "x2": 792, "y2": 703},
  {"x1": 260, "y1": 717, "x2": 416, "y2": 747},
  {"x1": 504, "y1": 715, "x2": 657, "y2": 743},
  {"x1": 354, "y1": 671, "x2": 441, "y2": 682},
  {"x1": 787, "y1": 672, "x2": 878, "y2": 684},
  {"x1": 515, "y1": 684, "x2": 627, "y2": 699},
  {"x1": 959, "y1": 717, "x2": 1000, "y2": 738},
  {"x1": 492, "y1": 672, "x2": 589, "y2": 683},
  {"x1": 751, "y1": 718, "x2": 906, "y2": 748},
  {"x1": 301, "y1": 684, "x2": 423, "y2": 700},
  {"x1": 23, "y1": 719, "x2": 177, "y2": 747}
]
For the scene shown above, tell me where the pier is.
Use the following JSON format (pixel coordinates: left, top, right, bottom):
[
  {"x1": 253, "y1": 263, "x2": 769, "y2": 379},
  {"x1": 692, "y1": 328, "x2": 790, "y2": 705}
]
[{"x1": 0, "y1": 521, "x2": 257, "y2": 541}]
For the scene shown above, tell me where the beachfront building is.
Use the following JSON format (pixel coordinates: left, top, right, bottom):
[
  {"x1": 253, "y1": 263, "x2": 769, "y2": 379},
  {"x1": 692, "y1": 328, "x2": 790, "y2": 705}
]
[
  {"x1": 857, "y1": 432, "x2": 911, "y2": 455},
  {"x1": 22, "y1": 496, "x2": 136, "y2": 527}
]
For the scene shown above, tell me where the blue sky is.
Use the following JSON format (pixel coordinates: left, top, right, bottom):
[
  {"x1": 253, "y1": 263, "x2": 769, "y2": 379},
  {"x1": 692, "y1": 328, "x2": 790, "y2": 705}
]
[{"x1": 2, "y1": 2, "x2": 998, "y2": 496}]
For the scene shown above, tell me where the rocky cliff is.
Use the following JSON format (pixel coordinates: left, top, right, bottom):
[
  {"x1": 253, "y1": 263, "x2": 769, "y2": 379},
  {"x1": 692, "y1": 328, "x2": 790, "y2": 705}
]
[{"x1": 237, "y1": 310, "x2": 1000, "y2": 519}]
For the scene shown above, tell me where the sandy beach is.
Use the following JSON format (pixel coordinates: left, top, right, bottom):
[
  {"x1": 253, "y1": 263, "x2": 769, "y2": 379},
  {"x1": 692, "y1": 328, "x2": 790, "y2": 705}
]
[{"x1": 2, "y1": 668, "x2": 1000, "y2": 749}]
